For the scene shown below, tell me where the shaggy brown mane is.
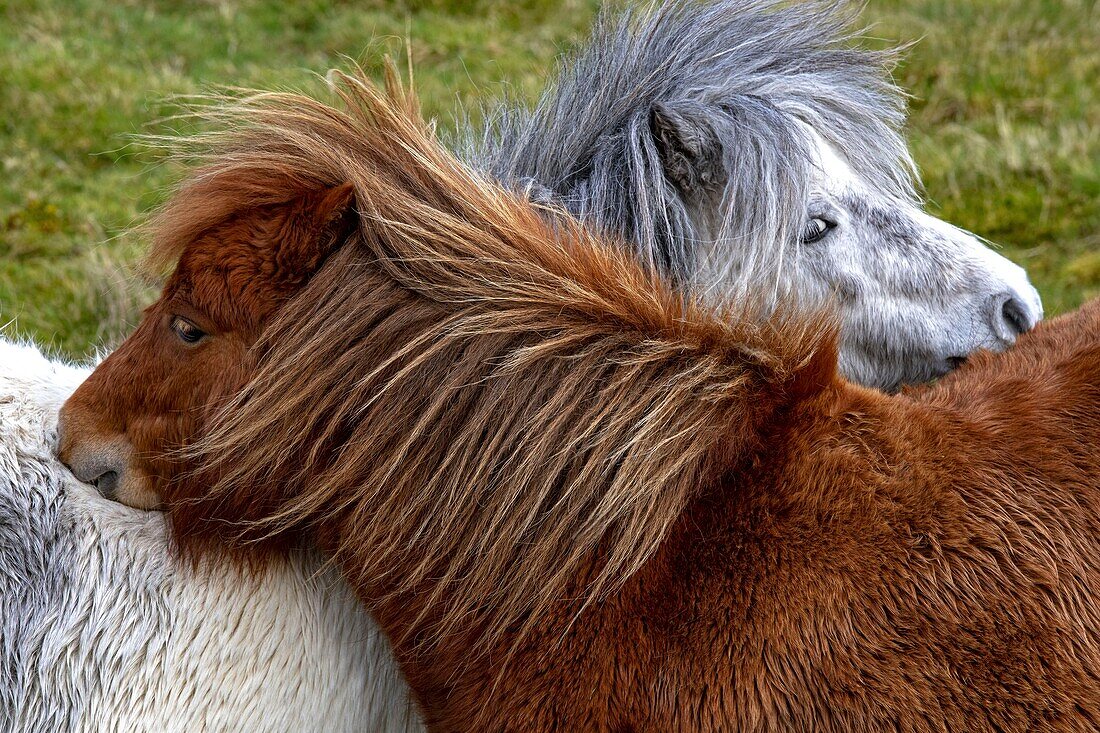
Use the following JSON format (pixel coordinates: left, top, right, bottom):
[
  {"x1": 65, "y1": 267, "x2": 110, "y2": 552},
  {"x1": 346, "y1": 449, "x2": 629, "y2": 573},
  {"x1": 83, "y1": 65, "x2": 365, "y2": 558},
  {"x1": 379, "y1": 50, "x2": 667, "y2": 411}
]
[
  {"x1": 144, "y1": 64, "x2": 425, "y2": 274},
  {"x1": 163, "y1": 69, "x2": 838, "y2": 651}
]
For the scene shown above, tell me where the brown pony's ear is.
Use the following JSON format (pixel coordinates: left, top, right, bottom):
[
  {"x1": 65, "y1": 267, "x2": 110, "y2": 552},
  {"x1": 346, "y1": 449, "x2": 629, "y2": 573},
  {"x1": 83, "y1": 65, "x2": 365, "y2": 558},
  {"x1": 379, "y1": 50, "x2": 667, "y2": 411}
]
[{"x1": 274, "y1": 182, "x2": 358, "y2": 277}]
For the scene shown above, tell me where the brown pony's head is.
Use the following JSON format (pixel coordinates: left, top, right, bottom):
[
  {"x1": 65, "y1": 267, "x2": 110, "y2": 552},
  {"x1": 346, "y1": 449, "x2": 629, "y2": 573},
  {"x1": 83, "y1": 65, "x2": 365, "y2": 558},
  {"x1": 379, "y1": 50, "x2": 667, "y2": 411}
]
[
  {"x1": 55, "y1": 68, "x2": 426, "y2": 511},
  {"x1": 57, "y1": 175, "x2": 356, "y2": 508}
]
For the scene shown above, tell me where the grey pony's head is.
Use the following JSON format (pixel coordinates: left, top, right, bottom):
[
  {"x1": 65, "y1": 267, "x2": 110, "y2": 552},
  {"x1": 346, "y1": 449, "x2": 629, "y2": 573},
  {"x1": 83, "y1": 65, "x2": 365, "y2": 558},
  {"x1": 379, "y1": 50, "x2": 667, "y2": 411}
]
[{"x1": 461, "y1": 0, "x2": 1041, "y2": 391}]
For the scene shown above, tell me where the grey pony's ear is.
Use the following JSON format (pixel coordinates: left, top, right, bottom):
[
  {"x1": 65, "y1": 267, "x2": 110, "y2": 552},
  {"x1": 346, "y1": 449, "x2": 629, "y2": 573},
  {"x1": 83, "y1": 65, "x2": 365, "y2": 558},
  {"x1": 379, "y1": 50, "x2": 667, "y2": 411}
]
[{"x1": 648, "y1": 100, "x2": 723, "y2": 197}]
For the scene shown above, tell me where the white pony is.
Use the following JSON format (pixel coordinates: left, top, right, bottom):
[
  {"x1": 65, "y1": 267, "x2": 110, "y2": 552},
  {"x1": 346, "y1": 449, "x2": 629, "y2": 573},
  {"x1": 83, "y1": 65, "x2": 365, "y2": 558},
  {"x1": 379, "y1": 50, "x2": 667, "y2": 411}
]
[{"x1": 0, "y1": 339, "x2": 423, "y2": 733}]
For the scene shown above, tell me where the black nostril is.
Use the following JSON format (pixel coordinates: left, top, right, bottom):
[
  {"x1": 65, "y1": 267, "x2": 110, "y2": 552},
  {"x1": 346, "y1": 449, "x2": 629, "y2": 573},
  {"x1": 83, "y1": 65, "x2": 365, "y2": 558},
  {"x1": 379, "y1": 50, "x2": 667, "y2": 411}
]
[
  {"x1": 94, "y1": 471, "x2": 120, "y2": 500},
  {"x1": 1001, "y1": 296, "x2": 1031, "y2": 338}
]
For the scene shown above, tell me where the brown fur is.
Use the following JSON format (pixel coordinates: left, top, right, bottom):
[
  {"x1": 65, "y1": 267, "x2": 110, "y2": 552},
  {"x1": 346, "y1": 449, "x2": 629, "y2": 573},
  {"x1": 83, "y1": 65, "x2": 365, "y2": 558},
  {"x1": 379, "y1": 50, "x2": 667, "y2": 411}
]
[{"x1": 60, "y1": 69, "x2": 1100, "y2": 731}]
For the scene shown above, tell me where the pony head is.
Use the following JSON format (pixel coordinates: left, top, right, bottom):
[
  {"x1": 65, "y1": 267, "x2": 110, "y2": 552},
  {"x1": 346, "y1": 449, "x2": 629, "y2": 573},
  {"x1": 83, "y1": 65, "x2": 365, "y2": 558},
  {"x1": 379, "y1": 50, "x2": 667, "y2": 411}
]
[
  {"x1": 472, "y1": 0, "x2": 1042, "y2": 390},
  {"x1": 55, "y1": 71, "x2": 475, "y2": 510},
  {"x1": 58, "y1": 169, "x2": 358, "y2": 508}
]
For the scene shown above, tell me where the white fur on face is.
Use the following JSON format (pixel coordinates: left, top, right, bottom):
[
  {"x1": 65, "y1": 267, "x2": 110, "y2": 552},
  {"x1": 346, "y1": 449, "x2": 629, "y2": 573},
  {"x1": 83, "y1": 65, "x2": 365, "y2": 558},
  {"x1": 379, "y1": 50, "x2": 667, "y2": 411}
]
[
  {"x1": 0, "y1": 339, "x2": 422, "y2": 733},
  {"x1": 792, "y1": 130, "x2": 1043, "y2": 390}
]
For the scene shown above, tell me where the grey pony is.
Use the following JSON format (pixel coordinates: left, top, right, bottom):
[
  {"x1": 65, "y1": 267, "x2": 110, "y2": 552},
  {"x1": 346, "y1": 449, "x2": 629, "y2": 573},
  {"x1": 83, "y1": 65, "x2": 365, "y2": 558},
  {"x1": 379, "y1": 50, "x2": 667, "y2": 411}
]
[{"x1": 462, "y1": 0, "x2": 1042, "y2": 390}]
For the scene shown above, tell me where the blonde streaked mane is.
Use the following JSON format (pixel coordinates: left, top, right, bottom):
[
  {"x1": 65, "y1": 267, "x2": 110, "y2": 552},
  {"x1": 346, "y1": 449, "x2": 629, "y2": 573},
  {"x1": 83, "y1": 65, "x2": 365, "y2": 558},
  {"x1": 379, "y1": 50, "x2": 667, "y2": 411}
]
[{"x1": 167, "y1": 69, "x2": 839, "y2": 651}]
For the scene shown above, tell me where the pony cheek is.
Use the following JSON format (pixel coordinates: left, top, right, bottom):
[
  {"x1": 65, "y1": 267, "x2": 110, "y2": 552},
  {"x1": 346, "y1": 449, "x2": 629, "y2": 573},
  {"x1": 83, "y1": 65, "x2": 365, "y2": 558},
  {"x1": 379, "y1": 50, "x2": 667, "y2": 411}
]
[{"x1": 126, "y1": 412, "x2": 199, "y2": 500}]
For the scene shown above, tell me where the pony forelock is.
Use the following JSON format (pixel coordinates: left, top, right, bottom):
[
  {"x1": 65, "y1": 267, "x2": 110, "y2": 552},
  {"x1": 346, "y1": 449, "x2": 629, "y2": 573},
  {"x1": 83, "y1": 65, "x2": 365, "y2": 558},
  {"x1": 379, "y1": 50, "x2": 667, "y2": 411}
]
[{"x1": 463, "y1": 0, "x2": 916, "y2": 300}]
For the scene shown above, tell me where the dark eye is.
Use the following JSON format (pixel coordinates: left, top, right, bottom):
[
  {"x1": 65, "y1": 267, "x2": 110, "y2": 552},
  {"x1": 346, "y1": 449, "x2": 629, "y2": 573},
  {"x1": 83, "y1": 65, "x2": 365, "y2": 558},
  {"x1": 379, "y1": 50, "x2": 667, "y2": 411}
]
[
  {"x1": 171, "y1": 316, "x2": 207, "y2": 344},
  {"x1": 800, "y1": 217, "x2": 836, "y2": 244}
]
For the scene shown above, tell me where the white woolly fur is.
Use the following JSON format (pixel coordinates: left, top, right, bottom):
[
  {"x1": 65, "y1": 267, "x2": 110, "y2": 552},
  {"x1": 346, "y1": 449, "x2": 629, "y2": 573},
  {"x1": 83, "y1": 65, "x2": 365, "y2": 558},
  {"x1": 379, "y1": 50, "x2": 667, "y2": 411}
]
[{"x1": 0, "y1": 338, "x2": 422, "y2": 733}]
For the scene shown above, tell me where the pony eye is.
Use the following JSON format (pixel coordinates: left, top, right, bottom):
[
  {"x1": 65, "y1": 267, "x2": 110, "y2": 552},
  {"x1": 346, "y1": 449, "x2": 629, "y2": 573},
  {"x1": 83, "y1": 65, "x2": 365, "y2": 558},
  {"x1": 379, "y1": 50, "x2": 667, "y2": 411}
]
[
  {"x1": 171, "y1": 316, "x2": 207, "y2": 344},
  {"x1": 800, "y1": 217, "x2": 836, "y2": 244}
]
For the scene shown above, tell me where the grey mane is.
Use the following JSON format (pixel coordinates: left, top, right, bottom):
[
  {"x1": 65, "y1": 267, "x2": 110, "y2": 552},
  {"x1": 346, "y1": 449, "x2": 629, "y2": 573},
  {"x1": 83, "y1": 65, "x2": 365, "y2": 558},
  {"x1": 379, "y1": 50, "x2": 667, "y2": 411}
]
[{"x1": 459, "y1": 0, "x2": 918, "y2": 297}]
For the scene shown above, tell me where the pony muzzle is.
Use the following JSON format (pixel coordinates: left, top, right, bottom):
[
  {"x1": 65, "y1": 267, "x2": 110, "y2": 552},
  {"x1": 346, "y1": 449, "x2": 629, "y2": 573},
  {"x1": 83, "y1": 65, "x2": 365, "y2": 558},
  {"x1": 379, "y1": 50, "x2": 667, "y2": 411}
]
[
  {"x1": 56, "y1": 409, "x2": 162, "y2": 510},
  {"x1": 989, "y1": 289, "x2": 1040, "y2": 345}
]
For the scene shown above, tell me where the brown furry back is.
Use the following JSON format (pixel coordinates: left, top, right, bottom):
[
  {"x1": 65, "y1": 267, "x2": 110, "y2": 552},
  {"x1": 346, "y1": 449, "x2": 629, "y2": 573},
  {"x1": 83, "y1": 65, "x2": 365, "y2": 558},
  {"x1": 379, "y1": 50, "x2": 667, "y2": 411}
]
[{"x1": 168, "y1": 69, "x2": 839, "y2": 651}]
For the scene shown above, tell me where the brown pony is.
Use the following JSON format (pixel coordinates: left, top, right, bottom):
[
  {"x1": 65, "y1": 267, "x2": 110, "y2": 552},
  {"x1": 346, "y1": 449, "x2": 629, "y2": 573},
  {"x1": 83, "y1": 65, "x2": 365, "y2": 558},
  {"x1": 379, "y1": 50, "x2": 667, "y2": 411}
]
[{"x1": 59, "y1": 71, "x2": 1100, "y2": 731}]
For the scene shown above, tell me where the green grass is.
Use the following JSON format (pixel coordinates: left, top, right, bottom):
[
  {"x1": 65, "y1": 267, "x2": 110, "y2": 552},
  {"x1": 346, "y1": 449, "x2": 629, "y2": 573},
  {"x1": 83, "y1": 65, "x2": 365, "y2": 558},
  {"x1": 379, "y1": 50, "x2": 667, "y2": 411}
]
[{"x1": 1, "y1": 0, "x2": 1097, "y2": 358}]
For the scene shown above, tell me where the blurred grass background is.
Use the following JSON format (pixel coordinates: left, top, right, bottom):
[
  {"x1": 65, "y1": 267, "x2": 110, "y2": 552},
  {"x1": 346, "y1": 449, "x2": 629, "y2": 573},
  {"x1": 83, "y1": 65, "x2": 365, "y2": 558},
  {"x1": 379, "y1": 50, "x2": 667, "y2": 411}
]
[{"x1": 1, "y1": 0, "x2": 1097, "y2": 358}]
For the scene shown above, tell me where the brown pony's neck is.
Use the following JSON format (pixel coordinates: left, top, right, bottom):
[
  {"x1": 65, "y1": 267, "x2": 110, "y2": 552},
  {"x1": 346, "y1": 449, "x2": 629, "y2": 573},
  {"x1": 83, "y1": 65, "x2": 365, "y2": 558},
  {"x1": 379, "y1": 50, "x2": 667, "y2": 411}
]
[
  {"x1": 180, "y1": 235, "x2": 840, "y2": 647},
  {"x1": 376, "y1": 300, "x2": 1100, "y2": 731}
]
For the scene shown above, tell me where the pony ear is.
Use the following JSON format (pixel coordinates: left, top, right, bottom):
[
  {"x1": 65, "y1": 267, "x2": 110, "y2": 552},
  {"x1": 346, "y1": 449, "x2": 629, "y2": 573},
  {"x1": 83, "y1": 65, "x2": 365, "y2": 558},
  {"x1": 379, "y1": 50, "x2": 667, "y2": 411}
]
[
  {"x1": 307, "y1": 182, "x2": 358, "y2": 253},
  {"x1": 275, "y1": 182, "x2": 358, "y2": 276},
  {"x1": 649, "y1": 101, "x2": 723, "y2": 197}
]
